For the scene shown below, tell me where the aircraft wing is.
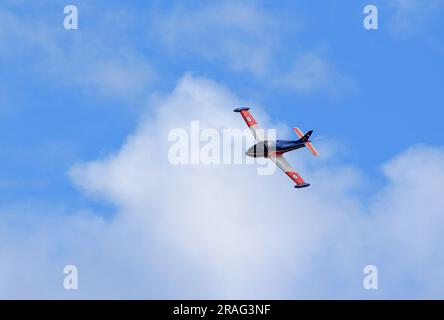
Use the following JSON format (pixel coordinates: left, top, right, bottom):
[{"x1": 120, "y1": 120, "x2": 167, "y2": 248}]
[
  {"x1": 270, "y1": 155, "x2": 310, "y2": 188},
  {"x1": 233, "y1": 107, "x2": 265, "y2": 141}
]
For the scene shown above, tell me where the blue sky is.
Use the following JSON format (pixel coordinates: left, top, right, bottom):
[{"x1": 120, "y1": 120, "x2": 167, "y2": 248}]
[
  {"x1": 0, "y1": 0, "x2": 444, "y2": 298},
  {"x1": 1, "y1": 0, "x2": 442, "y2": 207}
]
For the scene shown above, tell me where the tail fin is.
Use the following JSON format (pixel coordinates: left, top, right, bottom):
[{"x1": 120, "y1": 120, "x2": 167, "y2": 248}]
[
  {"x1": 299, "y1": 130, "x2": 313, "y2": 142},
  {"x1": 293, "y1": 127, "x2": 319, "y2": 157}
]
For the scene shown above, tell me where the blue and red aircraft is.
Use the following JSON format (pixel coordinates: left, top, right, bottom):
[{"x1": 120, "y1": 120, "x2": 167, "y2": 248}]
[{"x1": 234, "y1": 107, "x2": 318, "y2": 188}]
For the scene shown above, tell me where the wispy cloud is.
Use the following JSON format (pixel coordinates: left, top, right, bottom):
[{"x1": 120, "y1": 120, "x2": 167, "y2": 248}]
[
  {"x1": 1, "y1": 2, "x2": 353, "y2": 98},
  {"x1": 149, "y1": 2, "x2": 354, "y2": 96},
  {"x1": 276, "y1": 52, "x2": 355, "y2": 95},
  {"x1": 0, "y1": 5, "x2": 156, "y2": 99},
  {"x1": 149, "y1": 2, "x2": 282, "y2": 77},
  {"x1": 389, "y1": 0, "x2": 444, "y2": 34}
]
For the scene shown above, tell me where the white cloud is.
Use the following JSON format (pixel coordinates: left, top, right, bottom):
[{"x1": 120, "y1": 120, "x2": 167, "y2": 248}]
[
  {"x1": 1, "y1": 75, "x2": 442, "y2": 298},
  {"x1": 64, "y1": 76, "x2": 444, "y2": 298}
]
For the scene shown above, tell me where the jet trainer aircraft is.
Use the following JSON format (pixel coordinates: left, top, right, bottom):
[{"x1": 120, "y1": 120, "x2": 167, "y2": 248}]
[{"x1": 234, "y1": 107, "x2": 318, "y2": 188}]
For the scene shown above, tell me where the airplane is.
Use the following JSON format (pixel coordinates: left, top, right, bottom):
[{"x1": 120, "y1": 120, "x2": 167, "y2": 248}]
[{"x1": 234, "y1": 107, "x2": 318, "y2": 188}]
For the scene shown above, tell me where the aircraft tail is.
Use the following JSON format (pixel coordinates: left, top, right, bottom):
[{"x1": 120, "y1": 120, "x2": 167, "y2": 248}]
[{"x1": 293, "y1": 127, "x2": 319, "y2": 157}]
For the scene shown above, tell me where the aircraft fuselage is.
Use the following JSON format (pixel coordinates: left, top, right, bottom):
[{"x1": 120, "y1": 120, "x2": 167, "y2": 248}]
[{"x1": 246, "y1": 140, "x2": 305, "y2": 158}]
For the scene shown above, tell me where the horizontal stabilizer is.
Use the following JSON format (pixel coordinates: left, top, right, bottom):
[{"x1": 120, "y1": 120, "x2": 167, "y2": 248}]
[{"x1": 293, "y1": 127, "x2": 319, "y2": 157}]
